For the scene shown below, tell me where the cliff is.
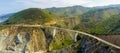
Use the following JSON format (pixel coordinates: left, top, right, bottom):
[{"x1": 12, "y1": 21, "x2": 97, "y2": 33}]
[
  {"x1": 0, "y1": 26, "x2": 119, "y2": 53},
  {"x1": 0, "y1": 26, "x2": 74, "y2": 53}
]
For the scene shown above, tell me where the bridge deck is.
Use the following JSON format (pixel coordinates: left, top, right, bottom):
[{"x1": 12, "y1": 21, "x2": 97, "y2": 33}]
[{"x1": 0, "y1": 25, "x2": 120, "y2": 49}]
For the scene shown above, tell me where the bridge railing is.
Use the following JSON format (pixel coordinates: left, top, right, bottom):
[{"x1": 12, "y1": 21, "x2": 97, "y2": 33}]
[{"x1": 0, "y1": 25, "x2": 120, "y2": 49}]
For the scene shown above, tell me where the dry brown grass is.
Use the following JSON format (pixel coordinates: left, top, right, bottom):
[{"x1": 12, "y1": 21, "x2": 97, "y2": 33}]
[{"x1": 98, "y1": 35, "x2": 120, "y2": 46}]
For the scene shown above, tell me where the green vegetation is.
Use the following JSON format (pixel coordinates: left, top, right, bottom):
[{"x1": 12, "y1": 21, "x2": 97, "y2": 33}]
[
  {"x1": 2, "y1": 8, "x2": 53, "y2": 25},
  {"x1": 91, "y1": 14, "x2": 120, "y2": 35},
  {"x1": 46, "y1": 6, "x2": 90, "y2": 17},
  {"x1": 62, "y1": 40, "x2": 73, "y2": 46},
  {"x1": 1, "y1": 5, "x2": 120, "y2": 53},
  {"x1": 81, "y1": 7, "x2": 120, "y2": 23},
  {"x1": 1, "y1": 5, "x2": 120, "y2": 35},
  {"x1": 52, "y1": 44, "x2": 62, "y2": 50},
  {"x1": 71, "y1": 6, "x2": 120, "y2": 35},
  {"x1": 52, "y1": 40, "x2": 73, "y2": 50},
  {"x1": 73, "y1": 14, "x2": 120, "y2": 35}
]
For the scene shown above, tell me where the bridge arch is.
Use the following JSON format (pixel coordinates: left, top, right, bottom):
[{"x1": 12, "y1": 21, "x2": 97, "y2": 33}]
[{"x1": 1, "y1": 25, "x2": 120, "y2": 49}]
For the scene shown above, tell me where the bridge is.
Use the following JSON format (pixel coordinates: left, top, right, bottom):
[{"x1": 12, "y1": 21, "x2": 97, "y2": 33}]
[{"x1": 0, "y1": 25, "x2": 120, "y2": 52}]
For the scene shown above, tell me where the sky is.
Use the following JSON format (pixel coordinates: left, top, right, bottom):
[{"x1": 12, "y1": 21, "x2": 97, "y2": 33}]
[{"x1": 0, "y1": 0, "x2": 120, "y2": 15}]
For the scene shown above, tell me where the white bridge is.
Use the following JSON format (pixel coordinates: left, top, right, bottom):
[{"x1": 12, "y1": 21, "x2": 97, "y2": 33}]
[{"x1": 0, "y1": 25, "x2": 120, "y2": 50}]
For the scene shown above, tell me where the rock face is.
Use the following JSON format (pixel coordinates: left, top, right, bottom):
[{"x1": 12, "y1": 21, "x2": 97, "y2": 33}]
[
  {"x1": 78, "y1": 36, "x2": 120, "y2": 53},
  {"x1": 0, "y1": 26, "x2": 120, "y2": 53},
  {"x1": 0, "y1": 26, "x2": 74, "y2": 53},
  {"x1": 48, "y1": 35, "x2": 120, "y2": 53},
  {"x1": 0, "y1": 27, "x2": 47, "y2": 53}
]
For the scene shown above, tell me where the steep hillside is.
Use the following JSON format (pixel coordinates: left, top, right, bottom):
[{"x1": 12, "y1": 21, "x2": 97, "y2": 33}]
[
  {"x1": 54, "y1": 17, "x2": 80, "y2": 29},
  {"x1": 81, "y1": 7, "x2": 120, "y2": 22},
  {"x1": 2, "y1": 8, "x2": 53, "y2": 25},
  {"x1": 98, "y1": 35, "x2": 120, "y2": 46},
  {"x1": 0, "y1": 5, "x2": 120, "y2": 53},
  {"x1": 91, "y1": 14, "x2": 120, "y2": 35},
  {"x1": 0, "y1": 26, "x2": 74, "y2": 53},
  {"x1": 74, "y1": 6, "x2": 120, "y2": 34},
  {"x1": 0, "y1": 26, "x2": 119, "y2": 53},
  {"x1": 46, "y1": 6, "x2": 90, "y2": 17}
]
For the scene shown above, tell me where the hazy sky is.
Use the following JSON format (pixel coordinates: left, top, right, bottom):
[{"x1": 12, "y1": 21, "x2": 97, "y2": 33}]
[{"x1": 0, "y1": 0, "x2": 120, "y2": 15}]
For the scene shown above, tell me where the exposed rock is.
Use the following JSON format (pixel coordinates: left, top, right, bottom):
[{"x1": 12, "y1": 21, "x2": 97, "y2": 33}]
[
  {"x1": 0, "y1": 27, "x2": 47, "y2": 53},
  {"x1": 0, "y1": 26, "x2": 74, "y2": 53},
  {"x1": 0, "y1": 26, "x2": 119, "y2": 53}
]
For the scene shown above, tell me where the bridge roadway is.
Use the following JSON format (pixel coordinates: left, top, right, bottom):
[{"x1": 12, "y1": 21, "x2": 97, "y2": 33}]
[{"x1": 0, "y1": 25, "x2": 120, "y2": 50}]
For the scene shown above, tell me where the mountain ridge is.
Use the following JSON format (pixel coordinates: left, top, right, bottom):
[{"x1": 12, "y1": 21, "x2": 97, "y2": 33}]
[
  {"x1": 2, "y1": 8, "x2": 53, "y2": 25},
  {"x1": 45, "y1": 5, "x2": 91, "y2": 17}
]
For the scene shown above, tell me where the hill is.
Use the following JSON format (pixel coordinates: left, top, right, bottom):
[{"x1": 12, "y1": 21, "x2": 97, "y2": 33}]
[
  {"x1": 81, "y1": 6, "x2": 120, "y2": 22},
  {"x1": 0, "y1": 5, "x2": 120, "y2": 53},
  {"x1": 46, "y1": 6, "x2": 90, "y2": 17},
  {"x1": 91, "y1": 14, "x2": 120, "y2": 35},
  {"x1": 2, "y1": 8, "x2": 53, "y2": 25}
]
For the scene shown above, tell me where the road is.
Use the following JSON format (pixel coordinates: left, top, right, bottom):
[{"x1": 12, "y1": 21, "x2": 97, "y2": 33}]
[{"x1": 0, "y1": 25, "x2": 120, "y2": 49}]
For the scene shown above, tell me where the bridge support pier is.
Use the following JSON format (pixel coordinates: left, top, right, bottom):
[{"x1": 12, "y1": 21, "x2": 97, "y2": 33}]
[
  {"x1": 52, "y1": 28, "x2": 56, "y2": 38},
  {"x1": 74, "y1": 32, "x2": 78, "y2": 42}
]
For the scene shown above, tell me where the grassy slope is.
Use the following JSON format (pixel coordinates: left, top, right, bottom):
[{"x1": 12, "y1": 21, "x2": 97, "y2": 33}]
[
  {"x1": 72, "y1": 6, "x2": 120, "y2": 35},
  {"x1": 91, "y1": 14, "x2": 120, "y2": 35},
  {"x1": 2, "y1": 8, "x2": 53, "y2": 25},
  {"x1": 81, "y1": 7, "x2": 120, "y2": 22},
  {"x1": 46, "y1": 6, "x2": 90, "y2": 17}
]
